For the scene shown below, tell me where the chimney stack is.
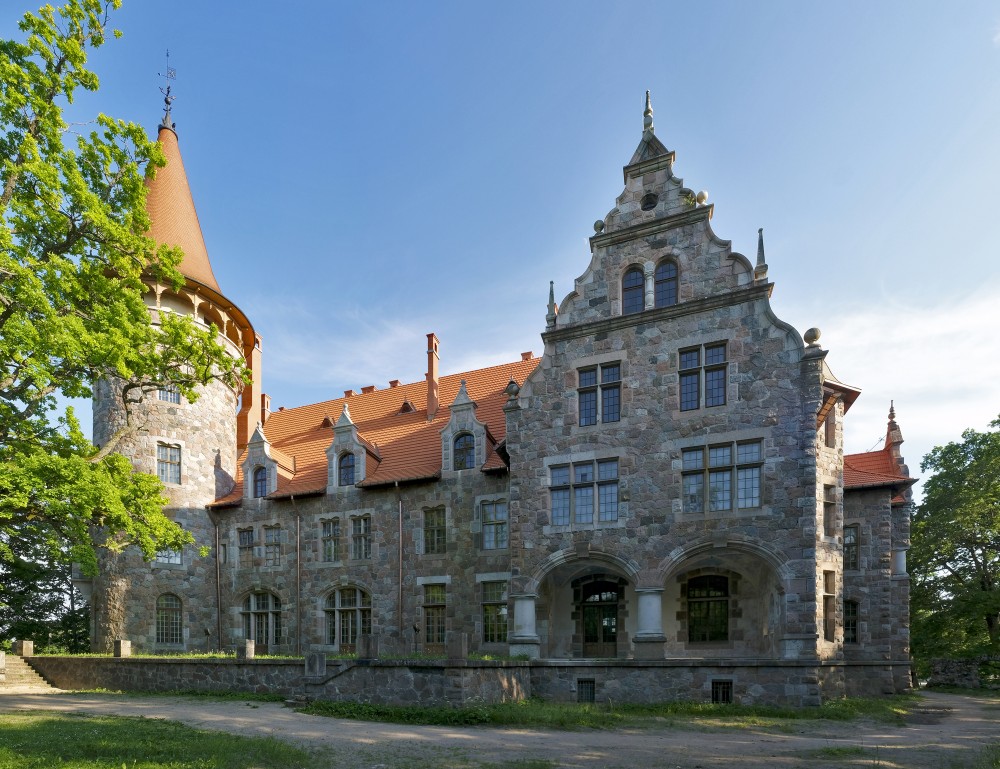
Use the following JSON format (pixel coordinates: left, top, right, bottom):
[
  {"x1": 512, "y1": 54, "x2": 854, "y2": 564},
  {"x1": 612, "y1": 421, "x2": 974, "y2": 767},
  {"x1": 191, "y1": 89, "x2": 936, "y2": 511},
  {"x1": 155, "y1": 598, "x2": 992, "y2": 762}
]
[
  {"x1": 260, "y1": 393, "x2": 271, "y2": 424},
  {"x1": 426, "y1": 332, "x2": 440, "y2": 420}
]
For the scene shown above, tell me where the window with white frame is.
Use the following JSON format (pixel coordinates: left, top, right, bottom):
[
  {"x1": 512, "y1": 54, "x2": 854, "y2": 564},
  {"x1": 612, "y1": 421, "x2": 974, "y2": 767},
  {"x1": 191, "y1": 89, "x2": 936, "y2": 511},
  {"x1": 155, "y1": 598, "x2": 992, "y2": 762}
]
[
  {"x1": 550, "y1": 459, "x2": 619, "y2": 526},
  {"x1": 482, "y1": 581, "x2": 508, "y2": 643},
  {"x1": 157, "y1": 384, "x2": 180, "y2": 404},
  {"x1": 682, "y1": 441, "x2": 762, "y2": 513},
  {"x1": 264, "y1": 525, "x2": 280, "y2": 566},
  {"x1": 351, "y1": 515, "x2": 371, "y2": 560},
  {"x1": 481, "y1": 500, "x2": 508, "y2": 549},
  {"x1": 321, "y1": 519, "x2": 341, "y2": 562},
  {"x1": 578, "y1": 363, "x2": 621, "y2": 426},
  {"x1": 423, "y1": 507, "x2": 446, "y2": 555},
  {"x1": 156, "y1": 442, "x2": 181, "y2": 485},
  {"x1": 679, "y1": 343, "x2": 727, "y2": 411},
  {"x1": 325, "y1": 587, "x2": 372, "y2": 650},
  {"x1": 155, "y1": 547, "x2": 182, "y2": 565},
  {"x1": 423, "y1": 583, "x2": 446, "y2": 648},
  {"x1": 238, "y1": 528, "x2": 254, "y2": 568},
  {"x1": 156, "y1": 593, "x2": 182, "y2": 644},
  {"x1": 241, "y1": 591, "x2": 281, "y2": 646}
]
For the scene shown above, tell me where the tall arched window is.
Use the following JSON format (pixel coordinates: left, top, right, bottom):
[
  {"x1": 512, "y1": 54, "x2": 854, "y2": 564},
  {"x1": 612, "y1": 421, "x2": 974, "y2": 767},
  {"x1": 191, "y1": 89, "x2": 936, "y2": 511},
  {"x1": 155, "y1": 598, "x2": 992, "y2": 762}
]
[
  {"x1": 687, "y1": 575, "x2": 729, "y2": 642},
  {"x1": 338, "y1": 452, "x2": 355, "y2": 486},
  {"x1": 453, "y1": 433, "x2": 475, "y2": 470},
  {"x1": 621, "y1": 267, "x2": 644, "y2": 315},
  {"x1": 156, "y1": 593, "x2": 182, "y2": 645},
  {"x1": 654, "y1": 260, "x2": 678, "y2": 308},
  {"x1": 252, "y1": 467, "x2": 267, "y2": 498},
  {"x1": 242, "y1": 591, "x2": 282, "y2": 649},
  {"x1": 325, "y1": 587, "x2": 372, "y2": 651}
]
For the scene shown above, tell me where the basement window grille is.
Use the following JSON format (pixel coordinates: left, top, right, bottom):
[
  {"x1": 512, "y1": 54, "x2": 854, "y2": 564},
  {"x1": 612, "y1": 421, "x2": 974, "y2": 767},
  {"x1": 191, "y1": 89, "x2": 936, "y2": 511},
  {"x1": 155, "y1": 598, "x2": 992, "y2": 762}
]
[
  {"x1": 577, "y1": 678, "x2": 596, "y2": 703},
  {"x1": 711, "y1": 680, "x2": 733, "y2": 704}
]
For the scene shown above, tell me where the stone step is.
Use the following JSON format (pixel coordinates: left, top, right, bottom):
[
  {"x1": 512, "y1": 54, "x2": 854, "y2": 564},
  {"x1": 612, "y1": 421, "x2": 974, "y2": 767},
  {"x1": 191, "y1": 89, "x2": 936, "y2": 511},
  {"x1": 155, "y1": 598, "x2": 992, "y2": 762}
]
[{"x1": 1, "y1": 655, "x2": 59, "y2": 692}]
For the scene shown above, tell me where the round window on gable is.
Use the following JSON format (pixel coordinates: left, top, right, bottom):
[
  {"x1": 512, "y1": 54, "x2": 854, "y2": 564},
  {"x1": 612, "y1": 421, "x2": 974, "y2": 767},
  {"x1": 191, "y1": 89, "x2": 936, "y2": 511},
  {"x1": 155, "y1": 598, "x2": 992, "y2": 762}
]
[{"x1": 640, "y1": 192, "x2": 658, "y2": 211}]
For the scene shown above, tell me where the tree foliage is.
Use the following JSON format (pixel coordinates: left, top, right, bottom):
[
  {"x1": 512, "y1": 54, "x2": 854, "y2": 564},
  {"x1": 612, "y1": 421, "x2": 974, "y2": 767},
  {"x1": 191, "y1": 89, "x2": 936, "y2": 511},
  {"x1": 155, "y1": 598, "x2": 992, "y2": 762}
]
[
  {"x1": 0, "y1": 1, "x2": 247, "y2": 582},
  {"x1": 911, "y1": 416, "x2": 1000, "y2": 661}
]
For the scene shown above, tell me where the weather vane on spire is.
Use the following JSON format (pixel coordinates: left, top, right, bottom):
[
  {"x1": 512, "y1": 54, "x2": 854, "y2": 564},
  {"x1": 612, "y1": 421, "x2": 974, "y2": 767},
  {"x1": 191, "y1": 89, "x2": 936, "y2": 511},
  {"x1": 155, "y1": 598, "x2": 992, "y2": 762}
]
[{"x1": 158, "y1": 49, "x2": 176, "y2": 129}]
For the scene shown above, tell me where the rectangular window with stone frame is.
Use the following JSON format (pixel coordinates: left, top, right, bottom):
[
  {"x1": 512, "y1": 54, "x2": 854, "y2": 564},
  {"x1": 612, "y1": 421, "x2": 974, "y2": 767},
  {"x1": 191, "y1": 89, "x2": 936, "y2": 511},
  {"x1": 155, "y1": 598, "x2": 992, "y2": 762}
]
[
  {"x1": 578, "y1": 363, "x2": 621, "y2": 426},
  {"x1": 351, "y1": 515, "x2": 371, "y2": 560},
  {"x1": 844, "y1": 524, "x2": 860, "y2": 571},
  {"x1": 482, "y1": 581, "x2": 508, "y2": 643},
  {"x1": 264, "y1": 526, "x2": 281, "y2": 567},
  {"x1": 679, "y1": 343, "x2": 727, "y2": 411},
  {"x1": 423, "y1": 583, "x2": 446, "y2": 649},
  {"x1": 682, "y1": 441, "x2": 762, "y2": 513},
  {"x1": 156, "y1": 442, "x2": 181, "y2": 485},
  {"x1": 823, "y1": 571, "x2": 836, "y2": 642},
  {"x1": 238, "y1": 528, "x2": 254, "y2": 568},
  {"x1": 321, "y1": 519, "x2": 341, "y2": 562},
  {"x1": 481, "y1": 500, "x2": 508, "y2": 549},
  {"x1": 823, "y1": 485, "x2": 837, "y2": 537},
  {"x1": 423, "y1": 507, "x2": 446, "y2": 555},
  {"x1": 550, "y1": 459, "x2": 619, "y2": 526}
]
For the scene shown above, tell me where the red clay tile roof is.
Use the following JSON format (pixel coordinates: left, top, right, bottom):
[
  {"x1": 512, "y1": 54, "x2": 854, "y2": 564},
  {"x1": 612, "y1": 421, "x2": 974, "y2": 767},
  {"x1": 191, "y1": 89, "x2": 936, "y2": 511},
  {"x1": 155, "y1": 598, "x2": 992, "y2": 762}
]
[
  {"x1": 212, "y1": 356, "x2": 539, "y2": 505},
  {"x1": 844, "y1": 446, "x2": 915, "y2": 493},
  {"x1": 146, "y1": 126, "x2": 221, "y2": 292}
]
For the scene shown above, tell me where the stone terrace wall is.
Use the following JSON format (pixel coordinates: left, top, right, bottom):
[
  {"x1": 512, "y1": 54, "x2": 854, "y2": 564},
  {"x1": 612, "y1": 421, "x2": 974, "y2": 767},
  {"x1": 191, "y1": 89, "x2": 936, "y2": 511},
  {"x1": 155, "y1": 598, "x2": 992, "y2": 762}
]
[
  {"x1": 25, "y1": 656, "x2": 530, "y2": 706},
  {"x1": 27, "y1": 657, "x2": 303, "y2": 696},
  {"x1": 529, "y1": 659, "x2": 826, "y2": 707}
]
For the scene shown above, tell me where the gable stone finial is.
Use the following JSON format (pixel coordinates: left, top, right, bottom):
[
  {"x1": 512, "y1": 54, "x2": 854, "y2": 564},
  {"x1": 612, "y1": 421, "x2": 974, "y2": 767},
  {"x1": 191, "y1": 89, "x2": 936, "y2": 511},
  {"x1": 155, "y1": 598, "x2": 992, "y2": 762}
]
[
  {"x1": 643, "y1": 90, "x2": 654, "y2": 133},
  {"x1": 754, "y1": 227, "x2": 769, "y2": 283},
  {"x1": 158, "y1": 49, "x2": 177, "y2": 130},
  {"x1": 546, "y1": 280, "x2": 558, "y2": 328},
  {"x1": 336, "y1": 402, "x2": 354, "y2": 427}
]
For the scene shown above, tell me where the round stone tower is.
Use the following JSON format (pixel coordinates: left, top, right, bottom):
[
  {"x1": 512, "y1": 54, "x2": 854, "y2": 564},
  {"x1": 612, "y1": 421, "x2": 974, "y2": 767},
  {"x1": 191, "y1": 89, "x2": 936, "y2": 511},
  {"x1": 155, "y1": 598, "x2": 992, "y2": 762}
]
[{"x1": 89, "y1": 105, "x2": 261, "y2": 652}]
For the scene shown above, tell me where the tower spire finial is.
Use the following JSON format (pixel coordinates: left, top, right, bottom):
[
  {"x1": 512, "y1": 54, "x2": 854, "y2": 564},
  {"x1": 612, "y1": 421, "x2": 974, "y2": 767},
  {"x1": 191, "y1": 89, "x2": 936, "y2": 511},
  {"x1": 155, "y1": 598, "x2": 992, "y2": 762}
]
[
  {"x1": 753, "y1": 227, "x2": 769, "y2": 283},
  {"x1": 158, "y1": 49, "x2": 177, "y2": 130},
  {"x1": 643, "y1": 90, "x2": 654, "y2": 133}
]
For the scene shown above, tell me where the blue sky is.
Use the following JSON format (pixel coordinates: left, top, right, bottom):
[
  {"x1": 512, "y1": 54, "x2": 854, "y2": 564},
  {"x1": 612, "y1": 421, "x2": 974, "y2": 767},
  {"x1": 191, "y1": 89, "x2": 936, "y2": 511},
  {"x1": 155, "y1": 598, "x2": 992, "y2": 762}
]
[{"x1": 8, "y1": 1, "x2": 1000, "y2": 494}]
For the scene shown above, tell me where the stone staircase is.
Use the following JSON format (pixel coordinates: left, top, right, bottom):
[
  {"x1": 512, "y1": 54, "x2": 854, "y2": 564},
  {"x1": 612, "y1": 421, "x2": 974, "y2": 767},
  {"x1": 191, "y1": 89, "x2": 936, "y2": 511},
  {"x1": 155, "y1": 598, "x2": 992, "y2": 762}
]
[{"x1": 0, "y1": 655, "x2": 60, "y2": 693}]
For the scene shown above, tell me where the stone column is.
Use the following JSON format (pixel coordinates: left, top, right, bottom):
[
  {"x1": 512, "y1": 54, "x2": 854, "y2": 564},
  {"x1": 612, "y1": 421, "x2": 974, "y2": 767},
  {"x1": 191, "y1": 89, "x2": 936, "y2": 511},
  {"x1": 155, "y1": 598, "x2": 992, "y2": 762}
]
[
  {"x1": 644, "y1": 264, "x2": 655, "y2": 310},
  {"x1": 633, "y1": 588, "x2": 666, "y2": 659},
  {"x1": 13, "y1": 640, "x2": 33, "y2": 657},
  {"x1": 508, "y1": 593, "x2": 540, "y2": 659}
]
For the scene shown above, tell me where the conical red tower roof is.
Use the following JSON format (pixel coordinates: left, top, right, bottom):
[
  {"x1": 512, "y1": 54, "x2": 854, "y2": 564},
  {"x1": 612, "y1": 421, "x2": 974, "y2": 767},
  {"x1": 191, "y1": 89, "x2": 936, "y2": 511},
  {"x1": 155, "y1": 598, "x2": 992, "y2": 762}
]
[{"x1": 145, "y1": 123, "x2": 221, "y2": 292}]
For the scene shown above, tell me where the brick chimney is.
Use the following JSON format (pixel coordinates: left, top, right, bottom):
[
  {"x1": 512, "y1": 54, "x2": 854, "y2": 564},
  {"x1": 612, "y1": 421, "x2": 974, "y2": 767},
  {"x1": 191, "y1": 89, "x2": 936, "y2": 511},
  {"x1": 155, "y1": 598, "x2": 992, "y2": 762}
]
[
  {"x1": 426, "y1": 332, "x2": 440, "y2": 420},
  {"x1": 260, "y1": 393, "x2": 271, "y2": 424}
]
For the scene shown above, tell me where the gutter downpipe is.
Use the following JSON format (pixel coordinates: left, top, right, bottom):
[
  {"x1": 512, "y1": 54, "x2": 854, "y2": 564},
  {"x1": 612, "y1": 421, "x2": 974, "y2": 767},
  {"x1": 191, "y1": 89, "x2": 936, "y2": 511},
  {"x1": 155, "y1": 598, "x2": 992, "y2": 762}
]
[
  {"x1": 290, "y1": 494, "x2": 302, "y2": 656},
  {"x1": 207, "y1": 506, "x2": 222, "y2": 651},
  {"x1": 397, "y1": 482, "x2": 403, "y2": 639}
]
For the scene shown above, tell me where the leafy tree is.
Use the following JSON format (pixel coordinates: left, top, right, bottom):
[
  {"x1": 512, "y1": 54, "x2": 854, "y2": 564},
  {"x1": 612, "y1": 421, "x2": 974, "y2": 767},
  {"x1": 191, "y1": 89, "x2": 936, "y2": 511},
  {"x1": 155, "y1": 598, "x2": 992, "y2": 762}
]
[
  {"x1": 0, "y1": 536, "x2": 89, "y2": 653},
  {"x1": 911, "y1": 416, "x2": 1000, "y2": 661},
  {"x1": 0, "y1": 1, "x2": 247, "y2": 584}
]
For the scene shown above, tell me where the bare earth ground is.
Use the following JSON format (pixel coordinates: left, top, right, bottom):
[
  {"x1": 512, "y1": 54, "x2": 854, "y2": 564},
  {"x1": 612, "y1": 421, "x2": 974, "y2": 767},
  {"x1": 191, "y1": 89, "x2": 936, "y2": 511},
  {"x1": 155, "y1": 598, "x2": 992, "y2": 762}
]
[{"x1": 0, "y1": 689, "x2": 997, "y2": 769}]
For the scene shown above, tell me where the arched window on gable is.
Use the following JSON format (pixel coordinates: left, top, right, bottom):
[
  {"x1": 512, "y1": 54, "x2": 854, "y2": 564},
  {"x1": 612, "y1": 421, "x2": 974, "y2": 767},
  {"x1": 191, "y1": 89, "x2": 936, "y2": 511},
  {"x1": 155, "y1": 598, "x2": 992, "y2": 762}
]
[
  {"x1": 654, "y1": 260, "x2": 678, "y2": 308},
  {"x1": 338, "y1": 453, "x2": 355, "y2": 486},
  {"x1": 621, "y1": 267, "x2": 644, "y2": 315},
  {"x1": 453, "y1": 433, "x2": 475, "y2": 471},
  {"x1": 252, "y1": 467, "x2": 267, "y2": 498}
]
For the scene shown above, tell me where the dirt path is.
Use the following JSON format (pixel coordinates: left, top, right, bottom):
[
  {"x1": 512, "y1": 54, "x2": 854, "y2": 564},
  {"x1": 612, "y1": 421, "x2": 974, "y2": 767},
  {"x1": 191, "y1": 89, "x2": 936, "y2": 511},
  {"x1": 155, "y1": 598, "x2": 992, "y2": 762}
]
[{"x1": 0, "y1": 690, "x2": 996, "y2": 768}]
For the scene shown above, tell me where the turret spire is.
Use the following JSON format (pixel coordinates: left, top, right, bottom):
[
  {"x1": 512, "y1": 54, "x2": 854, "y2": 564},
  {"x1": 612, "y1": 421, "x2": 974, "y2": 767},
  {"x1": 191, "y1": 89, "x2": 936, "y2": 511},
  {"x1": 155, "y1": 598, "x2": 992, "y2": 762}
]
[
  {"x1": 643, "y1": 90, "x2": 654, "y2": 133},
  {"x1": 754, "y1": 227, "x2": 769, "y2": 283},
  {"x1": 158, "y1": 50, "x2": 176, "y2": 131}
]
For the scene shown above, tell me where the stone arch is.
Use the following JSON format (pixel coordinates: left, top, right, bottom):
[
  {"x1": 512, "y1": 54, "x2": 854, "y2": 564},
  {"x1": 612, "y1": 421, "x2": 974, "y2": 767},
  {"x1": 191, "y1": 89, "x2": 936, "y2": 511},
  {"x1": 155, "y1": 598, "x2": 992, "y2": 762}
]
[{"x1": 525, "y1": 546, "x2": 640, "y2": 595}]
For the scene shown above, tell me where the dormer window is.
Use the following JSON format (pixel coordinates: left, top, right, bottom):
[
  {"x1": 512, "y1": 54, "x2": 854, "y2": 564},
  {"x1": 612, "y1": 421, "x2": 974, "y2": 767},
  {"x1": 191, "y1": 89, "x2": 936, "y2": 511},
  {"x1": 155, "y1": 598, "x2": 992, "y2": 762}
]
[
  {"x1": 338, "y1": 453, "x2": 355, "y2": 486},
  {"x1": 252, "y1": 467, "x2": 268, "y2": 498},
  {"x1": 453, "y1": 433, "x2": 475, "y2": 471},
  {"x1": 622, "y1": 267, "x2": 644, "y2": 315}
]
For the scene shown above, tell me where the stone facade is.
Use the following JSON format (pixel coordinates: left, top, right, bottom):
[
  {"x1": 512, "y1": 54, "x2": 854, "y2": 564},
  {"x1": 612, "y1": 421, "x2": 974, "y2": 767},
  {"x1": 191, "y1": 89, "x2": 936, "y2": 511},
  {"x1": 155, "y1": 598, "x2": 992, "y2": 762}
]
[{"x1": 88, "y1": 96, "x2": 914, "y2": 704}]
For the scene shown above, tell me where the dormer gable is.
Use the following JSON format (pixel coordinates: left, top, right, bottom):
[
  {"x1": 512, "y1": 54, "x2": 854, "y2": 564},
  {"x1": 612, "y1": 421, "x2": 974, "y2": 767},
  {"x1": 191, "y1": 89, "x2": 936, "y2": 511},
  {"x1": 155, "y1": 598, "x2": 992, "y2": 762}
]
[
  {"x1": 440, "y1": 380, "x2": 490, "y2": 475},
  {"x1": 325, "y1": 404, "x2": 380, "y2": 491},
  {"x1": 240, "y1": 423, "x2": 294, "y2": 500}
]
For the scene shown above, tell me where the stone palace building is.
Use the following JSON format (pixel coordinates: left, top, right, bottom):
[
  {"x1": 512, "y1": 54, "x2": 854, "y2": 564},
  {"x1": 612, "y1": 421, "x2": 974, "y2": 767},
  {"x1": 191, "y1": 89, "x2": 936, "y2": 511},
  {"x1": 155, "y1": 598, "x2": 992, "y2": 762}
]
[{"x1": 87, "y1": 93, "x2": 915, "y2": 705}]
